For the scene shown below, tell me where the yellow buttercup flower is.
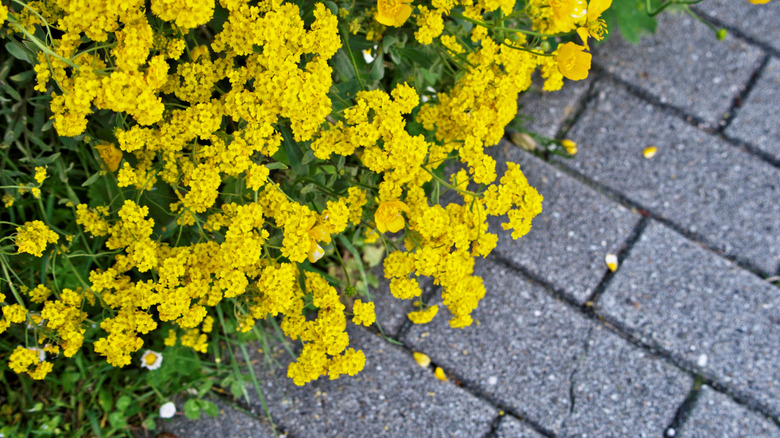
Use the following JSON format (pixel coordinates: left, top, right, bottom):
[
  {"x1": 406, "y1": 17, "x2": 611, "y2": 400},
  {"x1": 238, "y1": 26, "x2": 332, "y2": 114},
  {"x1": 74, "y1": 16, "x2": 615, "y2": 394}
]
[
  {"x1": 375, "y1": 200, "x2": 410, "y2": 233},
  {"x1": 557, "y1": 42, "x2": 592, "y2": 81},
  {"x1": 549, "y1": 0, "x2": 587, "y2": 32},
  {"x1": 375, "y1": 0, "x2": 413, "y2": 27},
  {"x1": 577, "y1": 0, "x2": 611, "y2": 49}
]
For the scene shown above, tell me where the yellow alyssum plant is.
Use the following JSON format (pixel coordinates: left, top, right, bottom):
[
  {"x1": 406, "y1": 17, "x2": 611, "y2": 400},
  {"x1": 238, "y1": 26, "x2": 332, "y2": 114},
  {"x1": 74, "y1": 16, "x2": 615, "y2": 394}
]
[{"x1": 0, "y1": 0, "x2": 638, "y2": 430}]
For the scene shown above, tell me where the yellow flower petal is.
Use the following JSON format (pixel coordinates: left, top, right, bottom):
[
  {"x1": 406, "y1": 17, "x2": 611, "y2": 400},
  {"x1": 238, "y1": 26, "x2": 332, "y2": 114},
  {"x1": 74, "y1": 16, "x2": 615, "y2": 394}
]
[
  {"x1": 434, "y1": 366, "x2": 447, "y2": 381},
  {"x1": 643, "y1": 146, "x2": 658, "y2": 159},
  {"x1": 413, "y1": 352, "x2": 431, "y2": 368},
  {"x1": 605, "y1": 253, "x2": 618, "y2": 272}
]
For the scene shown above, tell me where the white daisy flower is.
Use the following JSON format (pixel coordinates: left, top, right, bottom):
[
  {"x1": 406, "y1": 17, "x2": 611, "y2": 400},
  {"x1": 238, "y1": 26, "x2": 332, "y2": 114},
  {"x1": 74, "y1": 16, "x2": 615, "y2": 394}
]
[{"x1": 140, "y1": 350, "x2": 163, "y2": 370}]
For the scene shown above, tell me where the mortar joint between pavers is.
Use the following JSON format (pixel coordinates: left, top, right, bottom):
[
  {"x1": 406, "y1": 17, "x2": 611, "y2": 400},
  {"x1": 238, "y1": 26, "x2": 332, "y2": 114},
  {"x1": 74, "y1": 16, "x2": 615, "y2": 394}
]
[
  {"x1": 544, "y1": 155, "x2": 778, "y2": 279},
  {"x1": 689, "y1": 5, "x2": 780, "y2": 59},
  {"x1": 553, "y1": 72, "x2": 605, "y2": 143},
  {"x1": 720, "y1": 130, "x2": 780, "y2": 170},
  {"x1": 585, "y1": 217, "x2": 650, "y2": 306},
  {"x1": 593, "y1": 311, "x2": 780, "y2": 426},
  {"x1": 595, "y1": 70, "x2": 717, "y2": 132},
  {"x1": 716, "y1": 54, "x2": 771, "y2": 135},
  {"x1": 663, "y1": 375, "x2": 706, "y2": 438},
  {"x1": 689, "y1": 371, "x2": 780, "y2": 428},
  {"x1": 594, "y1": 73, "x2": 780, "y2": 172},
  {"x1": 388, "y1": 332, "x2": 556, "y2": 438}
]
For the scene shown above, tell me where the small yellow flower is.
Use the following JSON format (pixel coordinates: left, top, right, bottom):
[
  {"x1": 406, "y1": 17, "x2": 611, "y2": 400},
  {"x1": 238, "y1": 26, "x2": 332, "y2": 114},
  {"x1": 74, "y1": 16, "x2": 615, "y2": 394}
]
[
  {"x1": 561, "y1": 139, "x2": 578, "y2": 155},
  {"x1": 375, "y1": 200, "x2": 410, "y2": 233},
  {"x1": 375, "y1": 0, "x2": 413, "y2": 27},
  {"x1": 140, "y1": 350, "x2": 163, "y2": 370},
  {"x1": 557, "y1": 42, "x2": 592, "y2": 81},
  {"x1": 34, "y1": 167, "x2": 47, "y2": 184}
]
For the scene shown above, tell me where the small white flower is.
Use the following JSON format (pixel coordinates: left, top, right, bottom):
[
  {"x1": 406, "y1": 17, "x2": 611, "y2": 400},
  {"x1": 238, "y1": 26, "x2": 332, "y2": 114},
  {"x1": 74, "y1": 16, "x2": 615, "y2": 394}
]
[
  {"x1": 140, "y1": 350, "x2": 163, "y2": 370},
  {"x1": 159, "y1": 402, "x2": 176, "y2": 419}
]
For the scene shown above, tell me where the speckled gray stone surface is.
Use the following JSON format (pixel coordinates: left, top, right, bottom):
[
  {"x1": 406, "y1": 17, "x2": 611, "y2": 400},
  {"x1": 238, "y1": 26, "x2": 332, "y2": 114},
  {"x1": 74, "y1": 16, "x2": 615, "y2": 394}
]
[
  {"x1": 596, "y1": 12, "x2": 763, "y2": 125},
  {"x1": 488, "y1": 141, "x2": 641, "y2": 304},
  {"x1": 677, "y1": 386, "x2": 780, "y2": 438},
  {"x1": 516, "y1": 76, "x2": 592, "y2": 138},
  {"x1": 726, "y1": 57, "x2": 780, "y2": 160},
  {"x1": 402, "y1": 257, "x2": 592, "y2": 434},
  {"x1": 158, "y1": 397, "x2": 278, "y2": 438},
  {"x1": 494, "y1": 415, "x2": 545, "y2": 438},
  {"x1": 247, "y1": 327, "x2": 496, "y2": 438},
  {"x1": 562, "y1": 82, "x2": 780, "y2": 274},
  {"x1": 560, "y1": 323, "x2": 691, "y2": 437},
  {"x1": 597, "y1": 221, "x2": 780, "y2": 418},
  {"x1": 695, "y1": 1, "x2": 780, "y2": 54}
]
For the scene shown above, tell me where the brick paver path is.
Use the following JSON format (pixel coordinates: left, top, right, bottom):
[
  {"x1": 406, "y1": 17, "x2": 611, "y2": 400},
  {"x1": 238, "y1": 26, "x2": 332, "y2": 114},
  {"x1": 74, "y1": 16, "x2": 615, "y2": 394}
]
[{"x1": 160, "y1": 3, "x2": 780, "y2": 436}]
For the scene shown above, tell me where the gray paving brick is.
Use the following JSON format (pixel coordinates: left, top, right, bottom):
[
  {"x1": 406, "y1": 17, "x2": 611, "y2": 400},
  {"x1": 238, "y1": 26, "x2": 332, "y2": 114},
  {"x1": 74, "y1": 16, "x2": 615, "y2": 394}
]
[
  {"x1": 248, "y1": 327, "x2": 496, "y2": 438},
  {"x1": 726, "y1": 57, "x2": 780, "y2": 161},
  {"x1": 402, "y1": 257, "x2": 593, "y2": 433},
  {"x1": 562, "y1": 82, "x2": 780, "y2": 274},
  {"x1": 598, "y1": 221, "x2": 780, "y2": 418},
  {"x1": 158, "y1": 397, "x2": 278, "y2": 438},
  {"x1": 517, "y1": 76, "x2": 592, "y2": 139},
  {"x1": 696, "y1": 1, "x2": 780, "y2": 54},
  {"x1": 488, "y1": 141, "x2": 641, "y2": 304},
  {"x1": 494, "y1": 415, "x2": 545, "y2": 438},
  {"x1": 677, "y1": 386, "x2": 780, "y2": 438},
  {"x1": 560, "y1": 323, "x2": 692, "y2": 437},
  {"x1": 596, "y1": 12, "x2": 763, "y2": 125}
]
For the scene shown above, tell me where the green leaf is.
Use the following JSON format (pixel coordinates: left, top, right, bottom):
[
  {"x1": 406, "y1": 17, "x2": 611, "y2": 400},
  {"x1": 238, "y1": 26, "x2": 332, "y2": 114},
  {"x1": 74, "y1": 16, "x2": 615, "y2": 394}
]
[
  {"x1": 229, "y1": 380, "x2": 244, "y2": 399},
  {"x1": 98, "y1": 389, "x2": 113, "y2": 413},
  {"x1": 396, "y1": 47, "x2": 435, "y2": 69},
  {"x1": 5, "y1": 42, "x2": 31, "y2": 63},
  {"x1": 197, "y1": 381, "x2": 214, "y2": 398},
  {"x1": 199, "y1": 400, "x2": 220, "y2": 418},
  {"x1": 279, "y1": 125, "x2": 305, "y2": 176},
  {"x1": 301, "y1": 149, "x2": 315, "y2": 165},
  {"x1": 115, "y1": 395, "x2": 132, "y2": 412},
  {"x1": 265, "y1": 162, "x2": 288, "y2": 170},
  {"x1": 143, "y1": 418, "x2": 157, "y2": 431},
  {"x1": 108, "y1": 412, "x2": 127, "y2": 429},
  {"x1": 607, "y1": 0, "x2": 657, "y2": 44},
  {"x1": 81, "y1": 171, "x2": 102, "y2": 187},
  {"x1": 323, "y1": 0, "x2": 338, "y2": 15},
  {"x1": 9, "y1": 70, "x2": 35, "y2": 83},
  {"x1": 184, "y1": 399, "x2": 201, "y2": 420}
]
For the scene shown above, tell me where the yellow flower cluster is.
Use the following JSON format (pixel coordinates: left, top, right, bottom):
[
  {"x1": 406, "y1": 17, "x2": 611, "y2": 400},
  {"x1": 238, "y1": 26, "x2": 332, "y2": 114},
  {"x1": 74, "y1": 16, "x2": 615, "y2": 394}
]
[
  {"x1": 2, "y1": 0, "x2": 569, "y2": 387},
  {"x1": 15, "y1": 221, "x2": 58, "y2": 257}
]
